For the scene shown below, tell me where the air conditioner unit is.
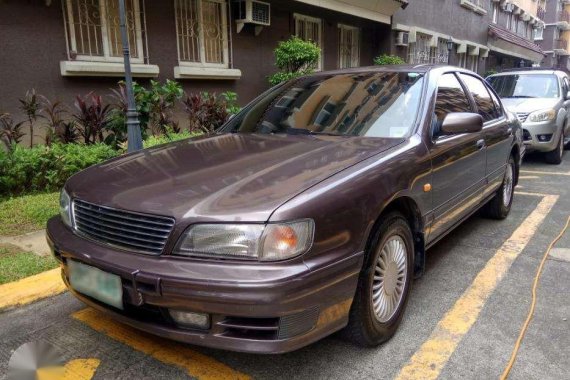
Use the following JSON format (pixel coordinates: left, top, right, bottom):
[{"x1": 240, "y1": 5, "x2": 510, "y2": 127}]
[
  {"x1": 235, "y1": 0, "x2": 270, "y2": 35},
  {"x1": 396, "y1": 31, "x2": 409, "y2": 47}
]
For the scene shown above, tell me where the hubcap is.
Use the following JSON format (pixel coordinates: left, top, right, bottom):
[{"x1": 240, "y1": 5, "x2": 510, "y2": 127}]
[
  {"x1": 503, "y1": 162, "x2": 514, "y2": 208},
  {"x1": 372, "y1": 236, "x2": 407, "y2": 323}
]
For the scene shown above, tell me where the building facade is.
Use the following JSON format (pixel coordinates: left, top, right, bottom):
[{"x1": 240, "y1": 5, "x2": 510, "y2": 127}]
[
  {"x1": 486, "y1": 0, "x2": 545, "y2": 72},
  {"x1": 391, "y1": 0, "x2": 544, "y2": 75},
  {"x1": 537, "y1": 0, "x2": 570, "y2": 70},
  {"x1": 0, "y1": 0, "x2": 405, "y2": 137}
]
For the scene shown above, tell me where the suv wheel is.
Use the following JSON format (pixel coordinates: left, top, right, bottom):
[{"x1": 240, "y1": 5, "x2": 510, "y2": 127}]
[
  {"x1": 484, "y1": 156, "x2": 515, "y2": 220},
  {"x1": 544, "y1": 132, "x2": 564, "y2": 165},
  {"x1": 344, "y1": 212, "x2": 414, "y2": 346}
]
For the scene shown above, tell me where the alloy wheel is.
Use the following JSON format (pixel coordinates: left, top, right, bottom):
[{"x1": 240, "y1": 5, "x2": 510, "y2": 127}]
[{"x1": 372, "y1": 236, "x2": 407, "y2": 323}]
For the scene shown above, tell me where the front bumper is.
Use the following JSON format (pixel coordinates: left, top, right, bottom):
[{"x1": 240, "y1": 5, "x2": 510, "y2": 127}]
[
  {"x1": 521, "y1": 120, "x2": 561, "y2": 152},
  {"x1": 47, "y1": 217, "x2": 362, "y2": 353}
]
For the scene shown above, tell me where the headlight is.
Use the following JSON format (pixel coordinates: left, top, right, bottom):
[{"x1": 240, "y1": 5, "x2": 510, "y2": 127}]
[
  {"x1": 174, "y1": 220, "x2": 314, "y2": 261},
  {"x1": 528, "y1": 109, "x2": 556, "y2": 123},
  {"x1": 60, "y1": 189, "x2": 73, "y2": 228}
]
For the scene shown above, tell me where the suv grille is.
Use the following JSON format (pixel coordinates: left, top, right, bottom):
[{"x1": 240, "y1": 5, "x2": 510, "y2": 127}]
[
  {"x1": 516, "y1": 112, "x2": 530, "y2": 123},
  {"x1": 73, "y1": 199, "x2": 175, "y2": 255}
]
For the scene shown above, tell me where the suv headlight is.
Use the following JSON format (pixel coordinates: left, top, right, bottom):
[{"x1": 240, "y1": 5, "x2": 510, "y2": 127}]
[
  {"x1": 60, "y1": 189, "x2": 73, "y2": 228},
  {"x1": 528, "y1": 109, "x2": 556, "y2": 123},
  {"x1": 174, "y1": 220, "x2": 314, "y2": 261}
]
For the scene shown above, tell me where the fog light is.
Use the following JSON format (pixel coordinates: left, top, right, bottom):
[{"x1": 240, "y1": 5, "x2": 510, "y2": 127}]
[
  {"x1": 169, "y1": 310, "x2": 210, "y2": 330},
  {"x1": 537, "y1": 134, "x2": 553, "y2": 142}
]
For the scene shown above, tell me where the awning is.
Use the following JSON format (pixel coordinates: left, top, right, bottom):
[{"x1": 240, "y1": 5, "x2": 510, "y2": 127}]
[
  {"x1": 488, "y1": 24, "x2": 545, "y2": 63},
  {"x1": 293, "y1": 0, "x2": 408, "y2": 25}
]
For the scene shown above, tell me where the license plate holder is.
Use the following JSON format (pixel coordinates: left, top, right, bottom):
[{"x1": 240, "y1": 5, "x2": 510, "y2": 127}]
[{"x1": 68, "y1": 260, "x2": 124, "y2": 310}]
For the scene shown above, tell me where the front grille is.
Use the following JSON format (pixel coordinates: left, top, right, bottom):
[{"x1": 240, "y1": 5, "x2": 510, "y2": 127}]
[
  {"x1": 217, "y1": 307, "x2": 319, "y2": 341},
  {"x1": 516, "y1": 112, "x2": 530, "y2": 123},
  {"x1": 72, "y1": 199, "x2": 175, "y2": 255}
]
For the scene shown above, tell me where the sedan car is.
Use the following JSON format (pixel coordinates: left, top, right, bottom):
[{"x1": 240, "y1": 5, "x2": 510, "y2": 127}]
[
  {"x1": 47, "y1": 65, "x2": 523, "y2": 354},
  {"x1": 487, "y1": 69, "x2": 569, "y2": 164}
]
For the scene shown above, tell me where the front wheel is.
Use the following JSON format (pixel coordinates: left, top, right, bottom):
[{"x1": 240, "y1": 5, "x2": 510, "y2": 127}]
[
  {"x1": 544, "y1": 132, "x2": 564, "y2": 165},
  {"x1": 483, "y1": 156, "x2": 515, "y2": 220},
  {"x1": 343, "y1": 212, "x2": 414, "y2": 347}
]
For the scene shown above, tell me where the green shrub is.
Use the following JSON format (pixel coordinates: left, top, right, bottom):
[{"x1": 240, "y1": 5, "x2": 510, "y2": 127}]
[
  {"x1": 0, "y1": 143, "x2": 117, "y2": 195},
  {"x1": 269, "y1": 36, "x2": 320, "y2": 85},
  {"x1": 143, "y1": 129, "x2": 202, "y2": 149},
  {"x1": 374, "y1": 54, "x2": 406, "y2": 65}
]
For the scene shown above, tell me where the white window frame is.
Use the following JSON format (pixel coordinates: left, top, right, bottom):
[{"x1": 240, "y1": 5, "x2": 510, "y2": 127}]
[
  {"x1": 174, "y1": 0, "x2": 230, "y2": 69},
  {"x1": 64, "y1": 0, "x2": 144, "y2": 64},
  {"x1": 338, "y1": 24, "x2": 360, "y2": 69},
  {"x1": 294, "y1": 13, "x2": 324, "y2": 71},
  {"x1": 408, "y1": 33, "x2": 432, "y2": 64},
  {"x1": 534, "y1": 26, "x2": 544, "y2": 40}
]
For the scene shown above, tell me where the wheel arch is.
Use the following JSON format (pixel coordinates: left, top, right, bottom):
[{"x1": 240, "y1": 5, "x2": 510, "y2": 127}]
[
  {"x1": 365, "y1": 196, "x2": 426, "y2": 279},
  {"x1": 510, "y1": 143, "x2": 521, "y2": 186}
]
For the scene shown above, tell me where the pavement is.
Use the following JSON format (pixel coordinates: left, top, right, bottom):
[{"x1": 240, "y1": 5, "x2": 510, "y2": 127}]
[{"x1": 1, "y1": 151, "x2": 569, "y2": 380}]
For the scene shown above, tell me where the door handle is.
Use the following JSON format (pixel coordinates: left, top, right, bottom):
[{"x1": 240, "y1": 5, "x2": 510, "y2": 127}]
[{"x1": 476, "y1": 139, "x2": 486, "y2": 150}]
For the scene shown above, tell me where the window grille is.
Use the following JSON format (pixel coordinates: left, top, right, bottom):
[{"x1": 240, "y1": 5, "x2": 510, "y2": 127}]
[
  {"x1": 175, "y1": 0, "x2": 229, "y2": 67},
  {"x1": 62, "y1": 0, "x2": 146, "y2": 63}
]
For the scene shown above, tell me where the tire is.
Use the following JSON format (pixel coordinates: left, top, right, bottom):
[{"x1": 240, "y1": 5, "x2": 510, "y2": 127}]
[
  {"x1": 483, "y1": 156, "x2": 515, "y2": 220},
  {"x1": 343, "y1": 212, "x2": 414, "y2": 347},
  {"x1": 544, "y1": 132, "x2": 564, "y2": 165}
]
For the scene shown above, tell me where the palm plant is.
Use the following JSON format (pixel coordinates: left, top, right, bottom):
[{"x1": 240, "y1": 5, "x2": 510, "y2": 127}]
[{"x1": 19, "y1": 89, "x2": 42, "y2": 147}]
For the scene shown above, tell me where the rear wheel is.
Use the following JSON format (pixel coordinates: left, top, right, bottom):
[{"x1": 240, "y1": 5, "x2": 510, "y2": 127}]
[
  {"x1": 483, "y1": 156, "x2": 515, "y2": 220},
  {"x1": 344, "y1": 212, "x2": 414, "y2": 346},
  {"x1": 544, "y1": 132, "x2": 564, "y2": 165}
]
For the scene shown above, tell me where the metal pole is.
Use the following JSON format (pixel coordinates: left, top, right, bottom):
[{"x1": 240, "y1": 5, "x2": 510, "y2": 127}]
[{"x1": 119, "y1": 0, "x2": 143, "y2": 152}]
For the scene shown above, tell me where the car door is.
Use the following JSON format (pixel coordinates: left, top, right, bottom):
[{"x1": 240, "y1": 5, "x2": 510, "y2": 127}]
[
  {"x1": 459, "y1": 73, "x2": 511, "y2": 197},
  {"x1": 427, "y1": 72, "x2": 486, "y2": 243}
]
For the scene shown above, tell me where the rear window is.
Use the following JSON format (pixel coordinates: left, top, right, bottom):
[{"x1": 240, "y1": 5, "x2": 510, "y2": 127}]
[
  {"x1": 487, "y1": 74, "x2": 559, "y2": 99},
  {"x1": 220, "y1": 72, "x2": 425, "y2": 138}
]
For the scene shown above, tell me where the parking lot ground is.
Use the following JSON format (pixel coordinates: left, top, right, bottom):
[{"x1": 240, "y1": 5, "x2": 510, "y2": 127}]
[{"x1": 1, "y1": 152, "x2": 569, "y2": 380}]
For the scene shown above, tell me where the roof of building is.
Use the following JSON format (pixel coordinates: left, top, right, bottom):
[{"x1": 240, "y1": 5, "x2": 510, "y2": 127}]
[{"x1": 488, "y1": 24, "x2": 544, "y2": 56}]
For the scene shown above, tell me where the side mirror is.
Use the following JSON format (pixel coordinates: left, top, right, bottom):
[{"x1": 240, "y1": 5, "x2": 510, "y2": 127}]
[
  {"x1": 565, "y1": 91, "x2": 570, "y2": 100},
  {"x1": 441, "y1": 112, "x2": 483, "y2": 135}
]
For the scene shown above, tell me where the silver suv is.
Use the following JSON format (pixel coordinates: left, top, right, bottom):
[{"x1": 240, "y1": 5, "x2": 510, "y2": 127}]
[{"x1": 487, "y1": 69, "x2": 570, "y2": 164}]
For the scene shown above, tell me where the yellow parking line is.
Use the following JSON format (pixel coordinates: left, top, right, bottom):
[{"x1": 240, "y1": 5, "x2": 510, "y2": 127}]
[
  {"x1": 73, "y1": 308, "x2": 250, "y2": 380},
  {"x1": 0, "y1": 268, "x2": 66, "y2": 310},
  {"x1": 395, "y1": 193, "x2": 558, "y2": 380},
  {"x1": 520, "y1": 170, "x2": 570, "y2": 176}
]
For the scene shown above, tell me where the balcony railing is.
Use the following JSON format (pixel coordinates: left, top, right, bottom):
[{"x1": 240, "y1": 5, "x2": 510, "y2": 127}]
[
  {"x1": 556, "y1": 39, "x2": 568, "y2": 51},
  {"x1": 537, "y1": 7, "x2": 546, "y2": 20}
]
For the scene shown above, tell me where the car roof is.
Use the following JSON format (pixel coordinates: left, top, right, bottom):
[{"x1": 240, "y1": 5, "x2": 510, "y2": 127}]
[
  {"x1": 307, "y1": 64, "x2": 478, "y2": 77},
  {"x1": 488, "y1": 70, "x2": 565, "y2": 77}
]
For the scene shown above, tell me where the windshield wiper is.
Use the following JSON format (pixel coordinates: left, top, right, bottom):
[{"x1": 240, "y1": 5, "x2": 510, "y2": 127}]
[
  {"x1": 283, "y1": 128, "x2": 348, "y2": 137},
  {"x1": 505, "y1": 95, "x2": 537, "y2": 98}
]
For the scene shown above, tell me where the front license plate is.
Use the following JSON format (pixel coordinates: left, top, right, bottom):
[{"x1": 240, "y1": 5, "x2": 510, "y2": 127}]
[{"x1": 68, "y1": 260, "x2": 124, "y2": 310}]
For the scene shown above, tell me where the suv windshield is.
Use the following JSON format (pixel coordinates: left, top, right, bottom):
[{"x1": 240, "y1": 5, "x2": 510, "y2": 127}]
[
  {"x1": 487, "y1": 74, "x2": 559, "y2": 99},
  {"x1": 220, "y1": 72, "x2": 424, "y2": 138}
]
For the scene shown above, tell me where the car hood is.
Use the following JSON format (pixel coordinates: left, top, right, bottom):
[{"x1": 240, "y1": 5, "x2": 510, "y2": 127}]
[
  {"x1": 67, "y1": 133, "x2": 404, "y2": 223},
  {"x1": 500, "y1": 98, "x2": 561, "y2": 113}
]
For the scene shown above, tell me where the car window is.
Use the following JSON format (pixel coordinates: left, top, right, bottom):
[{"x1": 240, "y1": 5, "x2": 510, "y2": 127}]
[
  {"x1": 434, "y1": 73, "x2": 472, "y2": 127},
  {"x1": 220, "y1": 72, "x2": 425, "y2": 138},
  {"x1": 486, "y1": 84, "x2": 504, "y2": 119},
  {"x1": 487, "y1": 74, "x2": 560, "y2": 99},
  {"x1": 459, "y1": 74, "x2": 501, "y2": 122}
]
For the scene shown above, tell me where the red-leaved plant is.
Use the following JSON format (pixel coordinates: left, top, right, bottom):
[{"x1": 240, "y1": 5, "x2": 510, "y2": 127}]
[{"x1": 73, "y1": 93, "x2": 111, "y2": 145}]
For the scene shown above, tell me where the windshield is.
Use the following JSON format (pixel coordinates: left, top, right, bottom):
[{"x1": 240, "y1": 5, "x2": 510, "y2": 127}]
[
  {"x1": 487, "y1": 74, "x2": 560, "y2": 99},
  {"x1": 219, "y1": 72, "x2": 425, "y2": 138}
]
